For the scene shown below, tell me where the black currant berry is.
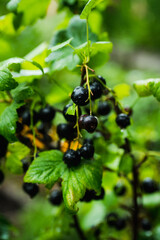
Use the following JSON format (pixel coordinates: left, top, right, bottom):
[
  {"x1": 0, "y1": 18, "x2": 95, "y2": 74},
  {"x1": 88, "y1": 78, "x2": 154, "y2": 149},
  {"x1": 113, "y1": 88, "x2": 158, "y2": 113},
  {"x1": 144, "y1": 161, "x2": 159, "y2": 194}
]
[
  {"x1": 97, "y1": 75, "x2": 106, "y2": 87},
  {"x1": 80, "y1": 143, "x2": 94, "y2": 159},
  {"x1": 63, "y1": 104, "x2": 81, "y2": 123},
  {"x1": 84, "y1": 138, "x2": 94, "y2": 146},
  {"x1": 39, "y1": 105, "x2": 55, "y2": 122},
  {"x1": 21, "y1": 159, "x2": 29, "y2": 173},
  {"x1": 57, "y1": 123, "x2": 77, "y2": 140},
  {"x1": 23, "y1": 182, "x2": 39, "y2": 198},
  {"x1": 71, "y1": 86, "x2": 89, "y2": 106},
  {"x1": 79, "y1": 115, "x2": 98, "y2": 133},
  {"x1": 114, "y1": 182, "x2": 126, "y2": 196},
  {"x1": 63, "y1": 149, "x2": 81, "y2": 168},
  {"x1": 141, "y1": 178, "x2": 158, "y2": 194},
  {"x1": 106, "y1": 213, "x2": 118, "y2": 227},
  {"x1": 94, "y1": 187, "x2": 105, "y2": 200},
  {"x1": 16, "y1": 121, "x2": 24, "y2": 134},
  {"x1": 0, "y1": 170, "x2": 4, "y2": 184},
  {"x1": 90, "y1": 81, "x2": 102, "y2": 100},
  {"x1": 80, "y1": 189, "x2": 96, "y2": 202},
  {"x1": 115, "y1": 218, "x2": 126, "y2": 230},
  {"x1": 98, "y1": 101, "x2": 111, "y2": 116},
  {"x1": 0, "y1": 135, "x2": 8, "y2": 158},
  {"x1": 141, "y1": 218, "x2": 151, "y2": 231},
  {"x1": 49, "y1": 189, "x2": 63, "y2": 206},
  {"x1": 116, "y1": 113, "x2": 130, "y2": 128},
  {"x1": 22, "y1": 110, "x2": 39, "y2": 126}
]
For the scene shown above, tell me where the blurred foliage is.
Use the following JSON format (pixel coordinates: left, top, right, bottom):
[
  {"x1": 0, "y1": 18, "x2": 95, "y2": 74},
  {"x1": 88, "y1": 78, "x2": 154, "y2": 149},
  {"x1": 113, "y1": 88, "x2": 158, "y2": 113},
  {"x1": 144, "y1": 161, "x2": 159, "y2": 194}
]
[{"x1": 0, "y1": 0, "x2": 160, "y2": 240}]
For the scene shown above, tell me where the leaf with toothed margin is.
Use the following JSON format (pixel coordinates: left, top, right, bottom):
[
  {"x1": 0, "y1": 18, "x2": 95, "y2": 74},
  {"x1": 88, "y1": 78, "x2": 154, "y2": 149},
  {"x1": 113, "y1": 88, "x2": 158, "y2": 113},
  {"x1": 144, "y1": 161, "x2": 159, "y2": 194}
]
[{"x1": 24, "y1": 150, "x2": 102, "y2": 213}]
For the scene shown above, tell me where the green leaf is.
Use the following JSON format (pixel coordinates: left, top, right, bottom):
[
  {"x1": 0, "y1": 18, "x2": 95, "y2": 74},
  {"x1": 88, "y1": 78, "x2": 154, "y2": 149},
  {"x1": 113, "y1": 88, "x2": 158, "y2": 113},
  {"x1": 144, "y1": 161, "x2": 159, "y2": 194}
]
[
  {"x1": 0, "y1": 102, "x2": 22, "y2": 142},
  {"x1": 133, "y1": 78, "x2": 160, "y2": 101},
  {"x1": 0, "y1": 57, "x2": 44, "y2": 74},
  {"x1": 7, "y1": 0, "x2": 21, "y2": 12},
  {"x1": 24, "y1": 150, "x2": 66, "y2": 184},
  {"x1": 49, "y1": 38, "x2": 73, "y2": 52},
  {"x1": 80, "y1": 0, "x2": 104, "y2": 19},
  {"x1": 0, "y1": 69, "x2": 18, "y2": 91},
  {"x1": 6, "y1": 142, "x2": 30, "y2": 174},
  {"x1": 24, "y1": 151, "x2": 102, "y2": 213},
  {"x1": 119, "y1": 153, "x2": 133, "y2": 175},
  {"x1": 62, "y1": 154, "x2": 102, "y2": 213},
  {"x1": 47, "y1": 15, "x2": 97, "y2": 71},
  {"x1": 90, "y1": 41, "x2": 113, "y2": 56},
  {"x1": 66, "y1": 103, "x2": 76, "y2": 115},
  {"x1": 11, "y1": 82, "x2": 34, "y2": 103}
]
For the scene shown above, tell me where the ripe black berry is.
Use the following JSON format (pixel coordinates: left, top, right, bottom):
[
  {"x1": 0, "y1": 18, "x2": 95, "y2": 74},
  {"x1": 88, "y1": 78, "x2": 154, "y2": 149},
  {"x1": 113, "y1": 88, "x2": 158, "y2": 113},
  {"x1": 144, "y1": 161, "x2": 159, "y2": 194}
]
[
  {"x1": 39, "y1": 105, "x2": 55, "y2": 122},
  {"x1": 63, "y1": 149, "x2": 81, "y2": 168},
  {"x1": 0, "y1": 135, "x2": 8, "y2": 158},
  {"x1": 141, "y1": 178, "x2": 158, "y2": 194},
  {"x1": 57, "y1": 123, "x2": 77, "y2": 140},
  {"x1": 98, "y1": 101, "x2": 111, "y2": 116},
  {"x1": 90, "y1": 81, "x2": 102, "y2": 100},
  {"x1": 22, "y1": 110, "x2": 39, "y2": 126},
  {"x1": 106, "y1": 213, "x2": 118, "y2": 227},
  {"x1": 79, "y1": 115, "x2": 98, "y2": 133},
  {"x1": 114, "y1": 182, "x2": 126, "y2": 196},
  {"x1": 23, "y1": 182, "x2": 39, "y2": 198},
  {"x1": 63, "y1": 104, "x2": 81, "y2": 123},
  {"x1": 0, "y1": 170, "x2": 4, "y2": 184},
  {"x1": 80, "y1": 143, "x2": 94, "y2": 159},
  {"x1": 80, "y1": 189, "x2": 96, "y2": 202},
  {"x1": 21, "y1": 159, "x2": 29, "y2": 173},
  {"x1": 116, "y1": 113, "x2": 130, "y2": 128},
  {"x1": 16, "y1": 121, "x2": 24, "y2": 133},
  {"x1": 71, "y1": 86, "x2": 89, "y2": 106},
  {"x1": 49, "y1": 189, "x2": 63, "y2": 206},
  {"x1": 115, "y1": 218, "x2": 126, "y2": 230},
  {"x1": 84, "y1": 138, "x2": 94, "y2": 146},
  {"x1": 141, "y1": 218, "x2": 151, "y2": 231},
  {"x1": 97, "y1": 75, "x2": 106, "y2": 87}
]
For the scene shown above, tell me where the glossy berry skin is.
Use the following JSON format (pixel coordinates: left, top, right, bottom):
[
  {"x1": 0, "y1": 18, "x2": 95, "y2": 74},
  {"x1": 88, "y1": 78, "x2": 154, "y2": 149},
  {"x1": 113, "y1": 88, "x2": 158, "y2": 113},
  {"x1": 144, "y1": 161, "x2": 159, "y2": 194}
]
[
  {"x1": 114, "y1": 182, "x2": 126, "y2": 196},
  {"x1": 80, "y1": 143, "x2": 94, "y2": 159},
  {"x1": 71, "y1": 86, "x2": 89, "y2": 106},
  {"x1": 57, "y1": 123, "x2": 77, "y2": 140},
  {"x1": 90, "y1": 81, "x2": 102, "y2": 100},
  {"x1": 39, "y1": 106, "x2": 55, "y2": 122},
  {"x1": 63, "y1": 104, "x2": 81, "y2": 123},
  {"x1": 115, "y1": 218, "x2": 126, "y2": 230},
  {"x1": 141, "y1": 218, "x2": 151, "y2": 231},
  {"x1": 116, "y1": 113, "x2": 130, "y2": 128},
  {"x1": 106, "y1": 213, "x2": 118, "y2": 227},
  {"x1": 49, "y1": 189, "x2": 63, "y2": 206},
  {"x1": 84, "y1": 138, "x2": 94, "y2": 146},
  {"x1": 141, "y1": 178, "x2": 158, "y2": 194},
  {"x1": 63, "y1": 149, "x2": 81, "y2": 168},
  {"x1": 0, "y1": 170, "x2": 4, "y2": 184},
  {"x1": 0, "y1": 135, "x2": 8, "y2": 158},
  {"x1": 79, "y1": 115, "x2": 98, "y2": 133},
  {"x1": 97, "y1": 75, "x2": 106, "y2": 87},
  {"x1": 98, "y1": 101, "x2": 111, "y2": 116},
  {"x1": 23, "y1": 183, "x2": 39, "y2": 198},
  {"x1": 22, "y1": 111, "x2": 39, "y2": 126}
]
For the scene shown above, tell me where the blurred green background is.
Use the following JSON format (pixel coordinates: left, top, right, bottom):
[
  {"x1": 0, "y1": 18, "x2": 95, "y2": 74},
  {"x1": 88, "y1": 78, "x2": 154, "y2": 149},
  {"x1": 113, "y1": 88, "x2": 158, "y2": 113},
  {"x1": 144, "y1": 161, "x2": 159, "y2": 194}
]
[{"x1": 0, "y1": 0, "x2": 160, "y2": 239}]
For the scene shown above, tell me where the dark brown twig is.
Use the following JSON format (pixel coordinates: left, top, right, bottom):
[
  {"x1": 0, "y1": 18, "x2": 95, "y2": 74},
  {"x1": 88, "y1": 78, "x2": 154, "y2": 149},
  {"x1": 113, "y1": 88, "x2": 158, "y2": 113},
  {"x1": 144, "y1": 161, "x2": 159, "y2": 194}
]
[{"x1": 73, "y1": 215, "x2": 87, "y2": 240}]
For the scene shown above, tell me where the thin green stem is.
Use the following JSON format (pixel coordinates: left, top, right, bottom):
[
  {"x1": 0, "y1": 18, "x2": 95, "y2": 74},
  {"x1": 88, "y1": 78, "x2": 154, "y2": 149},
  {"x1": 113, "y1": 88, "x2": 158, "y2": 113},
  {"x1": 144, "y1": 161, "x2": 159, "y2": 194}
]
[
  {"x1": 86, "y1": 18, "x2": 90, "y2": 62},
  {"x1": 85, "y1": 65, "x2": 92, "y2": 115},
  {"x1": 75, "y1": 105, "x2": 82, "y2": 140}
]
